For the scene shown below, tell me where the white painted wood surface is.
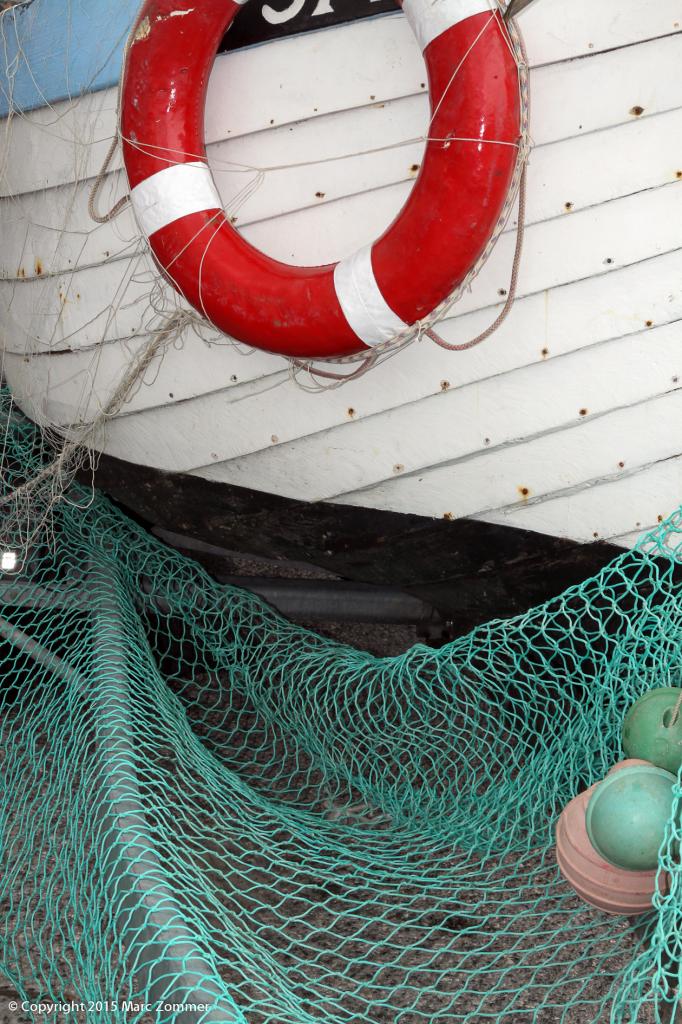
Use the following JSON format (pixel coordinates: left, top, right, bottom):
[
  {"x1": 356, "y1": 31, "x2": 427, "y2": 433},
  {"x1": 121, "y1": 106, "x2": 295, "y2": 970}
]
[
  {"x1": 1, "y1": 1, "x2": 681, "y2": 548},
  {"x1": 192, "y1": 324, "x2": 682, "y2": 494},
  {"x1": 6, "y1": 181, "x2": 681, "y2": 436},
  {"x1": 5, "y1": 242, "x2": 682, "y2": 427},
  {"x1": 2, "y1": 0, "x2": 681, "y2": 199},
  {"x1": 3, "y1": 26, "x2": 682, "y2": 277},
  {"x1": 470, "y1": 456, "x2": 682, "y2": 544}
]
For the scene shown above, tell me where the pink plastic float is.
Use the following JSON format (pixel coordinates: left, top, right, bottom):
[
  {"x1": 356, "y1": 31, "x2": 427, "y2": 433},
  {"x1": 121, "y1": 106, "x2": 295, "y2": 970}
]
[{"x1": 555, "y1": 760, "x2": 669, "y2": 915}]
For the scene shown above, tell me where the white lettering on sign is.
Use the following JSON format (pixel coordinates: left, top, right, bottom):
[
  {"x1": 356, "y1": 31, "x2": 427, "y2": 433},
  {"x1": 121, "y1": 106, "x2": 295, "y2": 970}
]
[
  {"x1": 262, "y1": 0, "x2": 306, "y2": 23},
  {"x1": 262, "y1": 0, "x2": 386, "y2": 24}
]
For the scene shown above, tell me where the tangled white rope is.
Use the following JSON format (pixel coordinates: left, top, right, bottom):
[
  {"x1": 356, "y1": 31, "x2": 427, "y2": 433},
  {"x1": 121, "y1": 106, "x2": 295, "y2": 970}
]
[{"x1": 0, "y1": 312, "x2": 193, "y2": 534}]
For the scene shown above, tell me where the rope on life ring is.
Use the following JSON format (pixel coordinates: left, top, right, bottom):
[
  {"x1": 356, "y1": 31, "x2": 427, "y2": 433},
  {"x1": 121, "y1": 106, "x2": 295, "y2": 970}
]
[{"x1": 120, "y1": 0, "x2": 524, "y2": 362}]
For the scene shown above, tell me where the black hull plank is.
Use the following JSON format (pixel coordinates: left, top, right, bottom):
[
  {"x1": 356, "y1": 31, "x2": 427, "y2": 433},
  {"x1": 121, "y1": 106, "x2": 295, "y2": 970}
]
[{"x1": 82, "y1": 454, "x2": 624, "y2": 631}]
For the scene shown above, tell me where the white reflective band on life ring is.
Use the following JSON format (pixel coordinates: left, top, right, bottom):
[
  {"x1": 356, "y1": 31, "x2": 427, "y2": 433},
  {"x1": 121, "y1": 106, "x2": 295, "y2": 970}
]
[
  {"x1": 402, "y1": 0, "x2": 493, "y2": 51},
  {"x1": 334, "y1": 245, "x2": 408, "y2": 348},
  {"x1": 129, "y1": 160, "x2": 222, "y2": 238}
]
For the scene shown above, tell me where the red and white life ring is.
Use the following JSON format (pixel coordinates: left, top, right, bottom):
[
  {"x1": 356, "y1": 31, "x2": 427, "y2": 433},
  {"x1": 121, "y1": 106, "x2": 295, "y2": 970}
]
[{"x1": 121, "y1": 0, "x2": 520, "y2": 360}]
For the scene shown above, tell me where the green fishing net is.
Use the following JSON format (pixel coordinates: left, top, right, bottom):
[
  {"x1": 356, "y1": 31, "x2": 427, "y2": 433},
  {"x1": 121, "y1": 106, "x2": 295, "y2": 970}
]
[{"x1": 1, "y1": 389, "x2": 681, "y2": 1024}]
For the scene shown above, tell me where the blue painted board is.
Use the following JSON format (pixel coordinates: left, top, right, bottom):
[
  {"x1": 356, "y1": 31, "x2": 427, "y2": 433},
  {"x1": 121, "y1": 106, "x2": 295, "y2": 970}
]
[
  {"x1": 0, "y1": 0, "x2": 397, "y2": 118},
  {"x1": 0, "y1": 0, "x2": 141, "y2": 118}
]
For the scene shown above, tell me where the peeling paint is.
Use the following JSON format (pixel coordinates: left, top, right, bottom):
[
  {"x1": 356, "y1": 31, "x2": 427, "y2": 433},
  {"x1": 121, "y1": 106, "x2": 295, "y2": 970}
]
[
  {"x1": 136, "y1": 7, "x2": 195, "y2": 39},
  {"x1": 134, "y1": 16, "x2": 151, "y2": 42}
]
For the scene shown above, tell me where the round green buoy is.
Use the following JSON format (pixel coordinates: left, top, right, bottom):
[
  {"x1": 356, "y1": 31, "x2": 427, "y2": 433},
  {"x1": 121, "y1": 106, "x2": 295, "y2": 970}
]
[
  {"x1": 585, "y1": 764, "x2": 676, "y2": 871},
  {"x1": 622, "y1": 687, "x2": 682, "y2": 774}
]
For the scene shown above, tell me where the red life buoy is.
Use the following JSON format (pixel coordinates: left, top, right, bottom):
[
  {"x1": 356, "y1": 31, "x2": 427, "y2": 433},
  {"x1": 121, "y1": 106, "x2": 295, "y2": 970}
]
[{"x1": 121, "y1": 0, "x2": 521, "y2": 360}]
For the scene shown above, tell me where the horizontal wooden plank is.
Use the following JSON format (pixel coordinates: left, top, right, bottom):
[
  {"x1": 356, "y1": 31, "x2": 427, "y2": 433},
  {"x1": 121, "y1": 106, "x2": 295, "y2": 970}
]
[
  {"x1": 0, "y1": 0, "x2": 140, "y2": 117},
  {"x1": 84, "y1": 445, "x2": 627, "y2": 624},
  {"x1": 517, "y1": 0, "x2": 681, "y2": 66},
  {"x1": 323, "y1": 389, "x2": 682, "y2": 523},
  {"x1": 611, "y1": 523, "x2": 681, "y2": 551},
  {"x1": 4, "y1": 97, "x2": 681, "y2": 281},
  {"x1": 29, "y1": 308, "x2": 675, "y2": 494},
  {"x1": 210, "y1": 102, "x2": 682, "y2": 237},
  {"x1": 186, "y1": 324, "x2": 681, "y2": 499},
  {"x1": 473, "y1": 455, "x2": 682, "y2": 543},
  {"x1": 6, "y1": 244, "x2": 682, "y2": 434},
  {"x1": 608, "y1": 527, "x2": 663, "y2": 550},
  {"x1": 3, "y1": 0, "x2": 679, "y2": 120},
  {"x1": 2, "y1": 18, "x2": 681, "y2": 199},
  {"x1": 164, "y1": 17, "x2": 682, "y2": 153},
  {"x1": 2, "y1": 168, "x2": 679, "y2": 362}
]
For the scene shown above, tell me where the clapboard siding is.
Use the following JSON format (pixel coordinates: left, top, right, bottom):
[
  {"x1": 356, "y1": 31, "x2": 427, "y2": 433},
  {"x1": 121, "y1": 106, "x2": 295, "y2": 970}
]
[
  {"x1": 324, "y1": 390, "x2": 681, "y2": 518},
  {"x1": 517, "y1": 0, "x2": 681, "y2": 67},
  {"x1": 3, "y1": 171, "x2": 679, "y2": 373},
  {"x1": 4, "y1": 96, "x2": 682, "y2": 286},
  {"x1": 47, "y1": 294, "x2": 678, "y2": 483},
  {"x1": 611, "y1": 526, "x2": 677, "y2": 551},
  {"x1": 2, "y1": 14, "x2": 682, "y2": 202},
  {"x1": 6, "y1": 244, "x2": 682, "y2": 433},
  {"x1": 186, "y1": 323, "x2": 681, "y2": 497},
  {"x1": 471, "y1": 455, "x2": 682, "y2": 544},
  {"x1": 213, "y1": 102, "x2": 682, "y2": 238},
  {"x1": 3, "y1": 0, "x2": 680, "y2": 121}
]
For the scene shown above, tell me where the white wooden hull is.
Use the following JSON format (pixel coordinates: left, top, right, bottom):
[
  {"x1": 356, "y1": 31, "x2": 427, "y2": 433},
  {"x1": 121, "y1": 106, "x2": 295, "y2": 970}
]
[{"x1": 1, "y1": 0, "x2": 681, "y2": 548}]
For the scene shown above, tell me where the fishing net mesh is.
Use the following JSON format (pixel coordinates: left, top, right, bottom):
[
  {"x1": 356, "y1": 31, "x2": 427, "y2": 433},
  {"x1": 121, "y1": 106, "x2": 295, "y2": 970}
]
[{"x1": 1, "y1": 389, "x2": 682, "y2": 1024}]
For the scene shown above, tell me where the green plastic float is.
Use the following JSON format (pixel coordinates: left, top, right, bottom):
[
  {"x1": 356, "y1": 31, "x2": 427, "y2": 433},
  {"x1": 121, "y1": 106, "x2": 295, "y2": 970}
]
[
  {"x1": 585, "y1": 764, "x2": 676, "y2": 871},
  {"x1": 622, "y1": 687, "x2": 682, "y2": 775}
]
